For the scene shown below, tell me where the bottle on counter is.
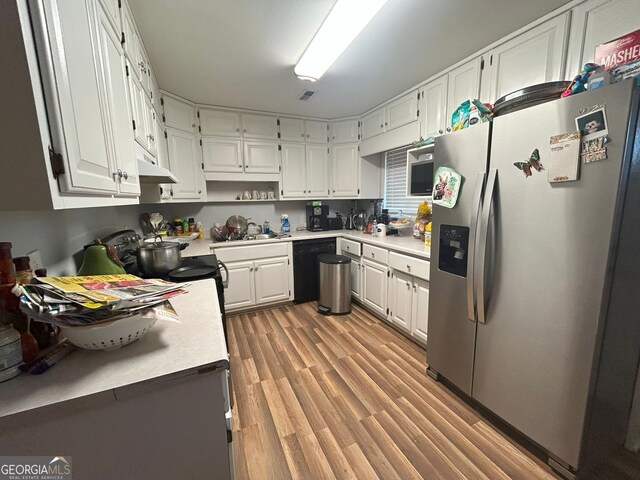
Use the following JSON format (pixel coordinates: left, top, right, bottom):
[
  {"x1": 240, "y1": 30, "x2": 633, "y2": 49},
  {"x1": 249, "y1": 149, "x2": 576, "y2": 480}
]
[
  {"x1": 188, "y1": 217, "x2": 196, "y2": 233},
  {"x1": 263, "y1": 220, "x2": 270, "y2": 234},
  {"x1": 182, "y1": 218, "x2": 189, "y2": 234},
  {"x1": 281, "y1": 215, "x2": 290, "y2": 233},
  {"x1": 174, "y1": 218, "x2": 183, "y2": 234}
]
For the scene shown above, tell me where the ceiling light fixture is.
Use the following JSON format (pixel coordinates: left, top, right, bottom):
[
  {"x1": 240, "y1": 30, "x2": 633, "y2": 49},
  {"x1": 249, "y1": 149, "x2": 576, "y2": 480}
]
[{"x1": 294, "y1": 0, "x2": 388, "y2": 82}]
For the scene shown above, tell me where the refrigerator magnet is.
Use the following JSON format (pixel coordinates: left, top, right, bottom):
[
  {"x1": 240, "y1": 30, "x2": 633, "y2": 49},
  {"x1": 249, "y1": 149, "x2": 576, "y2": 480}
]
[
  {"x1": 580, "y1": 136, "x2": 608, "y2": 164},
  {"x1": 513, "y1": 149, "x2": 544, "y2": 178},
  {"x1": 548, "y1": 132, "x2": 581, "y2": 183},
  {"x1": 433, "y1": 166, "x2": 462, "y2": 209}
]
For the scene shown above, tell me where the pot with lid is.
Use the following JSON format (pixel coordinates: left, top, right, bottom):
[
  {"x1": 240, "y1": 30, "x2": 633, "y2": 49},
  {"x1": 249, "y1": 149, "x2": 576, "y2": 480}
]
[{"x1": 137, "y1": 237, "x2": 188, "y2": 276}]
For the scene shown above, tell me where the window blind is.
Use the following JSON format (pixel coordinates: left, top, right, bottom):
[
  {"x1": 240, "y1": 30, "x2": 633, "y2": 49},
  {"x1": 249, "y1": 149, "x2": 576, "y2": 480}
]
[{"x1": 383, "y1": 145, "x2": 423, "y2": 215}]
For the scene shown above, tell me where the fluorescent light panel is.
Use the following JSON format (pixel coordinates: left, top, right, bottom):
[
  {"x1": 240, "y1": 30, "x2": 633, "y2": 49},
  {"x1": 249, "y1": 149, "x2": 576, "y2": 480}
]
[{"x1": 295, "y1": 0, "x2": 388, "y2": 81}]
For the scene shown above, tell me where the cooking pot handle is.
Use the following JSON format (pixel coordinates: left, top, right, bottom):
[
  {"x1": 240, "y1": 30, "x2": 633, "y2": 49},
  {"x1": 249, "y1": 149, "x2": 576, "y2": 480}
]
[
  {"x1": 218, "y1": 260, "x2": 229, "y2": 288},
  {"x1": 179, "y1": 243, "x2": 189, "y2": 251}
]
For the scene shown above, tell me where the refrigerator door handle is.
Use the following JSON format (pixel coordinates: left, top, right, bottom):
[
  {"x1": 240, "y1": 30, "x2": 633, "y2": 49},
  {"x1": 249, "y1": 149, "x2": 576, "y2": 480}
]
[
  {"x1": 477, "y1": 169, "x2": 497, "y2": 324},
  {"x1": 467, "y1": 171, "x2": 486, "y2": 321}
]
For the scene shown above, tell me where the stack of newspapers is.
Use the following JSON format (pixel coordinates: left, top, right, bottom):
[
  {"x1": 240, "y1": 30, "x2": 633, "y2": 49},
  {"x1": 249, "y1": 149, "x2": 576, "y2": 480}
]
[{"x1": 16, "y1": 274, "x2": 186, "y2": 327}]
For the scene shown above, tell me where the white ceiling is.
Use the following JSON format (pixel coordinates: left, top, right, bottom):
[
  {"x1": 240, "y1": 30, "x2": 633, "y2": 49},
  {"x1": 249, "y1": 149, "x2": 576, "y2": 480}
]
[{"x1": 129, "y1": 0, "x2": 571, "y2": 118}]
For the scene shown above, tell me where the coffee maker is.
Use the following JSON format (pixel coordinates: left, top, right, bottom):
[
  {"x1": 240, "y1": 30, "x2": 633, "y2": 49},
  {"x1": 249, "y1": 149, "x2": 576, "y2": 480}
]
[{"x1": 306, "y1": 205, "x2": 329, "y2": 231}]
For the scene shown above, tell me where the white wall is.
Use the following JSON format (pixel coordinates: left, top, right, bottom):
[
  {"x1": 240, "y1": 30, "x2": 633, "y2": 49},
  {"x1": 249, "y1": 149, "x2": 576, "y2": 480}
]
[{"x1": 0, "y1": 200, "x2": 362, "y2": 275}]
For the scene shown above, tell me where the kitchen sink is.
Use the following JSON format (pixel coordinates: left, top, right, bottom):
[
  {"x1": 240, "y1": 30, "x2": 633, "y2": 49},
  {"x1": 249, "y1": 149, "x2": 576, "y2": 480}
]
[{"x1": 243, "y1": 232, "x2": 286, "y2": 241}]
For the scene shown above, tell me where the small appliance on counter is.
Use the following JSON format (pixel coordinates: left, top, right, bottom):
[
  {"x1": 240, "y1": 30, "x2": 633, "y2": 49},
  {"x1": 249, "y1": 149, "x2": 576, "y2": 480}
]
[
  {"x1": 306, "y1": 205, "x2": 329, "y2": 231},
  {"x1": 327, "y1": 217, "x2": 343, "y2": 230}
]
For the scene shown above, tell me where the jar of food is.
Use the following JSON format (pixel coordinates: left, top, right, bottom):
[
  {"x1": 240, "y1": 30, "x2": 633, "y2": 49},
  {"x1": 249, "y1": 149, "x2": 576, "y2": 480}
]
[
  {"x1": 13, "y1": 256, "x2": 33, "y2": 284},
  {"x1": 174, "y1": 218, "x2": 183, "y2": 234},
  {"x1": 0, "y1": 323, "x2": 22, "y2": 382},
  {"x1": 188, "y1": 217, "x2": 195, "y2": 232}
]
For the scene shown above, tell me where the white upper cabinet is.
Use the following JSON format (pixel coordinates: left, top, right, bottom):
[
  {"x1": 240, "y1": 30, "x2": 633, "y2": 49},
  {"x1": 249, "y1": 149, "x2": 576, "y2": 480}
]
[
  {"x1": 482, "y1": 14, "x2": 569, "y2": 103},
  {"x1": 331, "y1": 143, "x2": 359, "y2": 197},
  {"x1": 166, "y1": 127, "x2": 204, "y2": 200},
  {"x1": 97, "y1": 0, "x2": 119, "y2": 32},
  {"x1": 305, "y1": 120, "x2": 329, "y2": 143},
  {"x1": 331, "y1": 119, "x2": 360, "y2": 143},
  {"x1": 145, "y1": 96, "x2": 158, "y2": 156},
  {"x1": 565, "y1": 0, "x2": 640, "y2": 78},
  {"x1": 280, "y1": 143, "x2": 306, "y2": 197},
  {"x1": 40, "y1": 0, "x2": 117, "y2": 194},
  {"x1": 361, "y1": 107, "x2": 385, "y2": 140},
  {"x1": 128, "y1": 66, "x2": 148, "y2": 148},
  {"x1": 279, "y1": 117, "x2": 306, "y2": 142},
  {"x1": 241, "y1": 113, "x2": 279, "y2": 139},
  {"x1": 163, "y1": 95, "x2": 197, "y2": 133},
  {"x1": 445, "y1": 57, "x2": 481, "y2": 131},
  {"x1": 385, "y1": 91, "x2": 419, "y2": 131},
  {"x1": 201, "y1": 138, "x2": 243, "y2": 173},
  {"x1": 199, "y1": 109, "x2": 241, "y2": 137},
  {"x1": 306, "y1": 144, "x2": 329, "y2": 197},
  {"x1": 95, "y1": 0, "x2": 139, "y2": 195},
  {"x1": 243, "y1": 140, "x2": 280, "y2": 174},
  {"x1": 120, "y1": 0, "x2": 140, "y2": 71},
  {"x1": 149, "y1": 67, "x2": 160, "y2": 109},
  {"x1": 421, "y1": 76, "x2": 448, "y2": 138}
]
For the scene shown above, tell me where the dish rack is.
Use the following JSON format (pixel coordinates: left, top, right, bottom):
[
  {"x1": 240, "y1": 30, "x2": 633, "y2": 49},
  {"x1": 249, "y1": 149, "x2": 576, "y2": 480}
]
[{"x1": 60, "y1": 313, "x2": 157, "y2": 351}]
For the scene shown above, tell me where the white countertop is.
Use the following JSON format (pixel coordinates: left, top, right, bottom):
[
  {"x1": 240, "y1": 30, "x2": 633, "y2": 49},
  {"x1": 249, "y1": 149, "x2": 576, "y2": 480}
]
[
  {"x1": 0, "y1": 279, "x2": 227, "y2": 418},
  {"x1": 183, "y1": 230, "x2": 431, "y2": 260}
]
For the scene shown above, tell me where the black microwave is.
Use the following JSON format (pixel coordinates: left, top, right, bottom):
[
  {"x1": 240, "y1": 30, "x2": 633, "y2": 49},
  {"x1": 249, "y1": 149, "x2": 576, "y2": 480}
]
[{"x1": 408, "y1": 152, "x2": 434, "y2": 196}]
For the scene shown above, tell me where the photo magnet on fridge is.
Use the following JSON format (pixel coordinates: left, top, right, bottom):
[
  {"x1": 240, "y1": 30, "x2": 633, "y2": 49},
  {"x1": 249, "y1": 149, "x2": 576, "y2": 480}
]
[
  {"x1": 433, "y1": 166, "x2": 462, "y2": 209},
  {"x1": 576, "y1": 107, "x2": 609, "y2": 163}
]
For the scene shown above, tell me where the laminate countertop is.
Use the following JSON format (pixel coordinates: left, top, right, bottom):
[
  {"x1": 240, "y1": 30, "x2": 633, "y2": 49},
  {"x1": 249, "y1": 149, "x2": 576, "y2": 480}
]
[
  {"x1": 182, "y1": 230, "x2": 431, "y2": 260},
  {"x1": 0, "y1": 279, "x2": 227, "y2": 419}
]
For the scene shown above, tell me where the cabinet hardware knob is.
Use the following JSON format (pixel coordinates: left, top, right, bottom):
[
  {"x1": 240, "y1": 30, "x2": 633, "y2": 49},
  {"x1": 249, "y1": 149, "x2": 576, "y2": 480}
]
[
  {"x1": 413, "y1": 285, "x2": 417, "y2": 292},
  {"x1": 198, "y1": 190, "x2": 202, "y2": 194},
  {"x1": 236, "y1": 128, "x2": 240, "y2": 132},
  {"x1": 347, "y1": 246, "x2": 350, "y2": 250},
  {"x1": 239, "y1": 165, "x2": 242, "y2": 168},
  {"x1": 122, "y1": 171, "x2": 128, "y2": 180},
  {"x1": 406, "y1": 282, "x2": 411, "y2": 288},
  {"x1": 371, "y1": 253, "x2": 375, "y2": 257},
  {"x1": 446, "y1": 127, "x2": 451, "y2": 132},
  {"x1": 243, "y1": 129, "x2": 247, "y2": 133},
  {"x1": 380, "y1": 124, "x2": 383, "y2": 128},
  {"x1": 439, "y1": 129, "x2": 443, "y2": 134},
  {"x1": 407, "y1": 265, "x2": 411, "y2": 270},
  {"x1": 301, "y1": 134, "x2": 304, "y2": 137},
  {"x1": 192, "y1": 124, "x2": 196, "y2": 128},
  {"x1": 385, "y1": 122, "x2": 388, "y2": 126}
]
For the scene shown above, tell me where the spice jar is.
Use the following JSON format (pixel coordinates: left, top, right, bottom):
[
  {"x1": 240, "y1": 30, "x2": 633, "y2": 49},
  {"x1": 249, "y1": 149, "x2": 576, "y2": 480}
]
[{"x1": 13, "y1": 256, "x2": 33, "y2": 284}]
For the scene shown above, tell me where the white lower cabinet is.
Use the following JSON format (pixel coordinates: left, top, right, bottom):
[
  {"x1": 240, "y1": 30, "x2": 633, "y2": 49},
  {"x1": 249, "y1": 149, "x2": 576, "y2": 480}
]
[
  {"x1": 388, "y1": 270, "x2": 414, "y2": 332},
  {"x1": 253, "y1": 257, "x2": 290, "y2": 304},
  {"x1": 224, "y1": 260, "x2": 255, "y2": 311},
  {"x1": 215, "y1": 244, "x2": 292, "y2": 312},
  {"x1": 362, "y1": 258, "x2": 388, "y2": 317},
  {"x1": 411, "y1": 278, "x2": 430, "y2": 344},
  {"x1": 349, "y1": 256, "x2": 362, "y2": 301}
]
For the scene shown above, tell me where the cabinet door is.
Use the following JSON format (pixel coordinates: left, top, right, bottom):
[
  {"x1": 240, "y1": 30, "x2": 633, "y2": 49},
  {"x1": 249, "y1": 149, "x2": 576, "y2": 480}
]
[
  {"x1": 202, "y1": 138, "x2": 243, "y2": 173},
  {"x1": 388, "y1": 271, "x2": 413, "y2": 332},
  {"x1": 362, "y1": 259, "x2": 388, "y2": 317},
  {"x1": 411, "y1": 278, "x2": 429, "y2": 344},
  {"x1": 199, "y1": 109, "x2": 241, "y2": 137},
  {"x1": 421, "y1": 76, "x2": 448, "y2": 138},
  {"x1": 331, "y1": 119, "x2": 359, "y2": 143},
  {"x1": 128, "y1": 69, "x2": 148, "y2": 148},
  {"x1": 242, "y1": 113, "x2": 279, "y2": 139},
  {"x1": 446, "y1": 58, "x2": 481, "y2": 131},
  {"x1": 280, "y1": 143, "x2": 306, "y2": 197},
  {"x1": 565, "y1": 0, "x2": 640, "y2": 78},
  {"x1": 254, "y1": 257, "x2": 291, "y2": 305},
  {"x1": 95, "y1": 3, "x2": 139, "y2": 195},
  {"x1": 163, "y1": 95, "x2": 197, "y2": 133},
  {"x1": 306, "y1": 144, "x2": 329, "y2": 197},
  {"x1": 385, "y1": 91, "x2": 419, "y2": 131},
  {"x1": 166, "y1": 127, "x2": 203, "y2": 200},
  {"x1": 349, "y1": 256, "x2": 362, "y2": 300},
  {"x1": 279, "y1": 118, "x2": 306, "y2": 142},
  {"x1": 97, "y1": 0, "x2": 119, "y2": 32},
  {"x1": 149, "y1": 68, "x2": 161, "y2": 110},
  {"x1": 331, "y1": 144, "x2": 359, "y2": 197},
  {"x1": 121, "y1": 0, "x2": 140, "y2": 74},
  {"x1": 486, "y1": 14, "x2": 569, "y2": 103},
  {"x1": 361, "y1": 108, "x2": 385, "y2": 140},
  {"x1": 146, "y1": 96, "x2": 158, "y2": 156},
  {"x1": 224, "y1": 261, "x2": 256, "y2": 310},
  {"x1": 305, "y1": 120, "x2": 329, "y2": 143},
  {"x1": 41, "y1": 0, "x2": 118, "y2": 194},
  {"x1": 243, "y1": 140, "x2": 280, "y2": 174}
]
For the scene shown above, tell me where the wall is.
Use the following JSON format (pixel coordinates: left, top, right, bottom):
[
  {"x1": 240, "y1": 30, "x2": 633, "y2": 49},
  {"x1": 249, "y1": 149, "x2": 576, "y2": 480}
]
[{"x1": 0, "y1": 200, "x2": 370, "y2": 275}]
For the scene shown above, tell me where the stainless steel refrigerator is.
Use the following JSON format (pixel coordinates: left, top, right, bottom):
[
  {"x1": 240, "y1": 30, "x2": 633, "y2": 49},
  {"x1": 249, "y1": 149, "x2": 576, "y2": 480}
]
[{"x1": 427, "y1": 79, "x2": 640, "y2": 478}]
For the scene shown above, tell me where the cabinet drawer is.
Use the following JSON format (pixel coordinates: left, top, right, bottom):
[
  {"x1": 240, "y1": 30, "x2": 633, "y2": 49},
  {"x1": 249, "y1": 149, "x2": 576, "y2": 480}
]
[
  {"x1": 214, "y1": 243, "x2": 289, "y2": 263},
  {"x1": 362, "y1": 244, "x2": 388, "y2": 264},
  {"x1": 389, "y1": 252, "x2": 430, "y2": 281},
  {"x1": 340, "y1": 239, "x2": 361, "y2": 257}
]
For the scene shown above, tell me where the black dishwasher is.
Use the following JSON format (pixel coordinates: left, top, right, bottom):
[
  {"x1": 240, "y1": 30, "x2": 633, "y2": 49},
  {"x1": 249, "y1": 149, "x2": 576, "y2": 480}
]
[{"x1": 293, "y1": 238, "x2": 336, "y2": 303}]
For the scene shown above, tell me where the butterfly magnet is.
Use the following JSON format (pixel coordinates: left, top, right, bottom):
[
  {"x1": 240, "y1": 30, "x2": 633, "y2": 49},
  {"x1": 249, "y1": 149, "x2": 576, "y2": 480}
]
[{"x1": 514, "y1": 149, "x2": 544, "y2": 178}]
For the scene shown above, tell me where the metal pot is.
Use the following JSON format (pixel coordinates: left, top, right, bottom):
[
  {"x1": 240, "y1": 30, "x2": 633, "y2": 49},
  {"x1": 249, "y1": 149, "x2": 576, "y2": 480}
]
[
  {"x1": 225, "y1": 215, "x2": 248, "y2": 237},
  {"x1": 137, "y1": 238, "x2": 188, "y2": 276}
]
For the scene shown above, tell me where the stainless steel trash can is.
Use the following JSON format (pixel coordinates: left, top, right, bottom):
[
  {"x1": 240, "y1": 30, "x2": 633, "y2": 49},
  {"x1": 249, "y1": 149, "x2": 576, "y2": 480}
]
[{"x1": 318, "y1": 254, "x2": 351, "y2": 315}]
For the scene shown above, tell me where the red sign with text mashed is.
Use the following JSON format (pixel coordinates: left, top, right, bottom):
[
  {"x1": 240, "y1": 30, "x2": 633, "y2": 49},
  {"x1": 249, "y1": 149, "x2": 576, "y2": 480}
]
[{"x1": 595, "y1": 28, "x2": 640, "y2": 71}]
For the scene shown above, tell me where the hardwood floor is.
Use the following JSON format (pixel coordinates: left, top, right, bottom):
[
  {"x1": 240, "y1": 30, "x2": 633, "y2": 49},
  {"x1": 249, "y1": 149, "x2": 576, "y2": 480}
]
[{"x1": 227, "y1": 302, "x2": 561, "y2": 479}]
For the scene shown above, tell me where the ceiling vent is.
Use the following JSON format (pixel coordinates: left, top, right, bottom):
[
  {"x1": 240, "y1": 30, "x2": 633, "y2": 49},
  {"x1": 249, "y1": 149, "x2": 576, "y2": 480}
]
[{"x1": 298, "y1": 89, "x2": 317, "y2": 101}]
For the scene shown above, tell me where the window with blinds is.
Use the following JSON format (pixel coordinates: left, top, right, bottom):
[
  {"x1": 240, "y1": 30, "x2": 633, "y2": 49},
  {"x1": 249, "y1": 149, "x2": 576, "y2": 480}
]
[{"x1": 383, "y1": 145, "x2": 424, "y2": 214}]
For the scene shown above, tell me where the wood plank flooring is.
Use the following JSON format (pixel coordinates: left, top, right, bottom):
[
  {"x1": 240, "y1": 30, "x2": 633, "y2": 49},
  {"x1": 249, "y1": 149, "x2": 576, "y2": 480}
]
[{"x1": 227, "y1": 302, "x2": 562, "y2": 479}]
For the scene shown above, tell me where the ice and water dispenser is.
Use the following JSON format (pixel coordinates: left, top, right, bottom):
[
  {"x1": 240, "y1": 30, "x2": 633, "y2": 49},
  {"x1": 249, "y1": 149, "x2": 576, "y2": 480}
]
[{"x1": 438, "y1": 225, "x2": 470, "y2": 277}]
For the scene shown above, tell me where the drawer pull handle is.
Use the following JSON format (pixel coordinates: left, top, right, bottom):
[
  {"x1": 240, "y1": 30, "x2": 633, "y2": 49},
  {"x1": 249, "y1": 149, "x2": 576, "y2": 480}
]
[{"x1": 407, "y1": 265, "x2": 411, "y2": 270}]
